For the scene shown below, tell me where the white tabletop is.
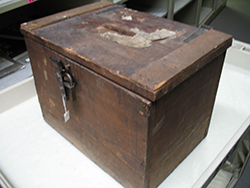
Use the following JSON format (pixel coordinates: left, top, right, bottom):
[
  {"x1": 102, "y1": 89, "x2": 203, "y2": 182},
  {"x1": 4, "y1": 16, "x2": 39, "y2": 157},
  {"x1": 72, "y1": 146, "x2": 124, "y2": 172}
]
[{"x1": 1, "y1": 40, "x2": 250, "y2": 188}]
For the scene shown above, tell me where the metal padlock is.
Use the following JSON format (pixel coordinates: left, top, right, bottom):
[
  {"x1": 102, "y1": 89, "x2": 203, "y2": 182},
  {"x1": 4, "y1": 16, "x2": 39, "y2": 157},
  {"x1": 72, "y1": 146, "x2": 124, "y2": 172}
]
[{"x1": 63, "y1": 72, "x2": 76, "y2": 102}]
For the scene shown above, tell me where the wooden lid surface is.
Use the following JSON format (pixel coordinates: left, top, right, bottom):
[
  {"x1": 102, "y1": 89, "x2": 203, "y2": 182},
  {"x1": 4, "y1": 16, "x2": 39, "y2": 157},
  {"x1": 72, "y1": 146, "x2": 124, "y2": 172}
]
[{"x1": 21, "y1": 2, "x2": 232, "y2": 101}]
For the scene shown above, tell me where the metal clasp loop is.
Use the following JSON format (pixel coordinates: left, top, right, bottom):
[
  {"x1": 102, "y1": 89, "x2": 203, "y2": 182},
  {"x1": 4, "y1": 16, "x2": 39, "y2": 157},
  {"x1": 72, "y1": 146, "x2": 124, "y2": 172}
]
[
  {"x1": 50, "y1": 56, "x2": 77, "y2": 122},
  {"x1": 63, "y1": 72, "x2": 76, "y2": 102}
]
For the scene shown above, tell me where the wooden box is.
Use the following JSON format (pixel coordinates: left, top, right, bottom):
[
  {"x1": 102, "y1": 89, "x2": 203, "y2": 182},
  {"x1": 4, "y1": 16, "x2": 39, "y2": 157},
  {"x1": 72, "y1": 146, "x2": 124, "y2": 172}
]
[{"x1": 20, "y1": 2, "x2": 232, "y2": 188}]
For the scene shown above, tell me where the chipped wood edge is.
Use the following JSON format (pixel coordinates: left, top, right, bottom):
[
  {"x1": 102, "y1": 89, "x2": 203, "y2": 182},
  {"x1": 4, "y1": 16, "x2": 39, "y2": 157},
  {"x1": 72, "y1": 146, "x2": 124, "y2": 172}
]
[
  {"x1": 20, "y1": 6, "x2": 232, "y2": 102},
  {"x1": 20, "y1": 1, "x2": 114, "y2": 31}
]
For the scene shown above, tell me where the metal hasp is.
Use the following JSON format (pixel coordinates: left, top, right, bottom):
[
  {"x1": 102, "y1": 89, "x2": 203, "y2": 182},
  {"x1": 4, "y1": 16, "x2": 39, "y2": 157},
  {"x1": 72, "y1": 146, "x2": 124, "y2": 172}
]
[
  {"x1": 63, "y1": 72, "x2": 76, "y2": 102},
  {"x1": 50, "y1": 56, "x2": 76, "y2": 102}
]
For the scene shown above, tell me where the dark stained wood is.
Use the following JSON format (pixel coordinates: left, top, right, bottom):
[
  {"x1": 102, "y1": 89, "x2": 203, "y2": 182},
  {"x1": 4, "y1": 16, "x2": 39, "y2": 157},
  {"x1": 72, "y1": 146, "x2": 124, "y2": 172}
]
[
  {"x1": 20, "y1": 3, "x2": 232, "y2": 101},
  {"x1": 25, "y1": 37, "x2": 151, "y2": 188},
  {"x1": 21, "y1": 2, "x2": 232, "y2": 188},
  {"x1": 146, "y1": 52, "x2": 226, "y2": 187},
  {"x1": 20, "y1": 1, "x2": 114, "y2": 31}
]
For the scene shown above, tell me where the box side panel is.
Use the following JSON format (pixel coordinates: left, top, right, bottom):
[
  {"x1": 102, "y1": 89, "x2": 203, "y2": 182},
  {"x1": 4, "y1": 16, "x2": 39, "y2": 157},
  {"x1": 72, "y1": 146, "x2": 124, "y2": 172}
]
[
  {"x1": 147, "y1": 53, "x2": 226, "y2": 188},
  {"x1": 25, "y1": 37, "x2": 151, "y2": 188}
]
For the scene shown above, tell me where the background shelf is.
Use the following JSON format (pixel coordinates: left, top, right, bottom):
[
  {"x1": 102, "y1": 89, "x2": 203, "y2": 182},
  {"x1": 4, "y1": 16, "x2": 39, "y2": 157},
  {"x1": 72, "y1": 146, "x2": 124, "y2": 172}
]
[
  {"x1": 0, "y1": 0, "x2": 37, "y2": 14},
  {"x1": 124, "y1": 0, "x2": 168, "y2": 17},
  {"x1": 174, "y1": 0, "x2": 193, "y2": 14},
  {"x1": 199, "y1": 7, "x2": 213, "y2": 24},
  {"x1": 122, "y1": 0, "x2": 227, "y2": 27},
  {"x1": 113, "y1": 0, "x2": 128, "y2": 4}
]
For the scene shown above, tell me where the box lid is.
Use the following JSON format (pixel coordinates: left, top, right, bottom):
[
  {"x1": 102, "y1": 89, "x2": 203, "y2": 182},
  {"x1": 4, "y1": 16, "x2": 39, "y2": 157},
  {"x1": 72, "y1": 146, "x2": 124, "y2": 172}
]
[{"x1": 20, "y1": 2, "x2": 232, "y2": 101}]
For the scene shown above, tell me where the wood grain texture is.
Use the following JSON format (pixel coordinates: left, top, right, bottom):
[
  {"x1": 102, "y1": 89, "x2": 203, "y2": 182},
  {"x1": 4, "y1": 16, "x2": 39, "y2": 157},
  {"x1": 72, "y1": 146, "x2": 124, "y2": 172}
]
[
  {"x1": 22, "y1": 3, "x2": 232, "y2": 188},
  {"x1": 146, "y1": 53, "x2": 226, "y2": 187},
  {"x1": 25, "y1": 37, "x2": 151, "y2": 188},
  {"x1": 20, "y1": 3, "x2": 232, "y2": 101},
  {"x1": 25, "y1": 35, "x2": 228, "y2": 187},
  {"x1": 20, "y1": 1, "x2": 114, "y2": 31}
]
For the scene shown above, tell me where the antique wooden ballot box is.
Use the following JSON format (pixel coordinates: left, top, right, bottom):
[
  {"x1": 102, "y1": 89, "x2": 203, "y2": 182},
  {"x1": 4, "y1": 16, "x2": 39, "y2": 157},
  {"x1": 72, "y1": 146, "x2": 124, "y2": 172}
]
[{"x1": 20, "y1": 2, "x2": 232, "y2": 188}]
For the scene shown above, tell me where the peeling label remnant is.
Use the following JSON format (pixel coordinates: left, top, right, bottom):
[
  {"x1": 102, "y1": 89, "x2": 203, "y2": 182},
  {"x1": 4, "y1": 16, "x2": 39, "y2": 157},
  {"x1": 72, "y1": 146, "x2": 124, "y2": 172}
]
[
  {"x1": 43, "y1": 57, "x2": 47, "y2": 66},
  {"x1": 122, "y1": 15, "x2": 132, "y2": 21},
  {"x1": 101, "y1": 28, "x2": 176, "y2": 48},
  {"x1": 44, "y1": 70, "x2": 48, "y2": 81},
  {"x1": 134, "y1": 28, "x2": 176, "y2": 41},
  {"x1": 101, "y1": 31, "x2": 151, "y2": 48}
]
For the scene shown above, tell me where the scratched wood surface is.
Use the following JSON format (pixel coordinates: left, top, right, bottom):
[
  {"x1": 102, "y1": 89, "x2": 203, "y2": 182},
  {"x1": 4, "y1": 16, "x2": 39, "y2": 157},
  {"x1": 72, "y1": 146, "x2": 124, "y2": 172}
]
[
  {"x1": 147, "y1": 52, "x2": 226, "y2": 187},
  {"x1": 21, "y1": 1, "x2": 114, "y2": 31},
  {"x1": 21, "y1": 2, "x2": 232, "y2": 188},
  {"x1": 25, "y1": 37, "x2": 151, "y2": 188},
  {"x1": 20, "y1": 3, "x2": 232, "y2": 101},
  {"x1": 25, "y1": 36, "x2": 227, "y2": 187}
]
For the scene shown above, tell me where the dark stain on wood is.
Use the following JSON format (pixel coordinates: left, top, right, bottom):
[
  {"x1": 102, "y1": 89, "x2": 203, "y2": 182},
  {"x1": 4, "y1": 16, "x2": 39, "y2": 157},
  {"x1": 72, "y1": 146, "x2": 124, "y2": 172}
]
[
  {"x1": 21, "y1": 2, "x2": 232, "y2": 101},
  {"x1": 21, "y1": 2, "x2": 232, "y2": 188}
]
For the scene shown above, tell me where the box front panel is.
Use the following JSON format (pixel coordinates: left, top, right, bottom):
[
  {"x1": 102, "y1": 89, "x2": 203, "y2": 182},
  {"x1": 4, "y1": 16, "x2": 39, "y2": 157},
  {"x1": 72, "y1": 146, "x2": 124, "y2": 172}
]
[{"x1": 25, "y1": 37, "x2": 151, "y2": 188}]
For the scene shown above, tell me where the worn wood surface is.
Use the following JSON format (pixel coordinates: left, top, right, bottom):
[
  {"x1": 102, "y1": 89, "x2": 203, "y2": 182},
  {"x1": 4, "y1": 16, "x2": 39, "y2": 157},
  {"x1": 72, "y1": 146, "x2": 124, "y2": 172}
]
[
  {"x1": 146, "y1": 52, "x2": 226, "y2": 187},
  {"x1": 22, "y1": 2, "x2": 232, "y2": 188},
  {"x1": 25, "y1": 35, "x2": 228, "y2": 188},
  {"x1": 21, "y1": 1, "x2": 113, "y2": 31},
  {"x1": 26, "y1": 35, "x2": 227, "y2": 188},
  {"x1": 20, "y1": 3, "x2": 232, "y2": 101},
  {"x1": 25, "y1": 37, "x2": 151, "y2": 188}
]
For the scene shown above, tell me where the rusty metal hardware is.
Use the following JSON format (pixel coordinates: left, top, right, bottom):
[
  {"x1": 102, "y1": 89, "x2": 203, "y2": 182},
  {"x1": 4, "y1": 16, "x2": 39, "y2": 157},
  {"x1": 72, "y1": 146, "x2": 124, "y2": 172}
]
[
  {"x1": 63, "y1": 72, "x2": 76, "y2": 102},
  {"x1": 50, "y1": 56, "x2": 76, "y2": 102}
]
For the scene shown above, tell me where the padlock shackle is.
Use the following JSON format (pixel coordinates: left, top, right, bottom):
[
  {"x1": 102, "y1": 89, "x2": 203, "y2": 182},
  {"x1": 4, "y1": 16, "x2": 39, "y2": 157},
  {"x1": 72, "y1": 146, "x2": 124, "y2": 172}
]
[{"x1": 63, "y1": 72, "x2": 74, "y2": 86}]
